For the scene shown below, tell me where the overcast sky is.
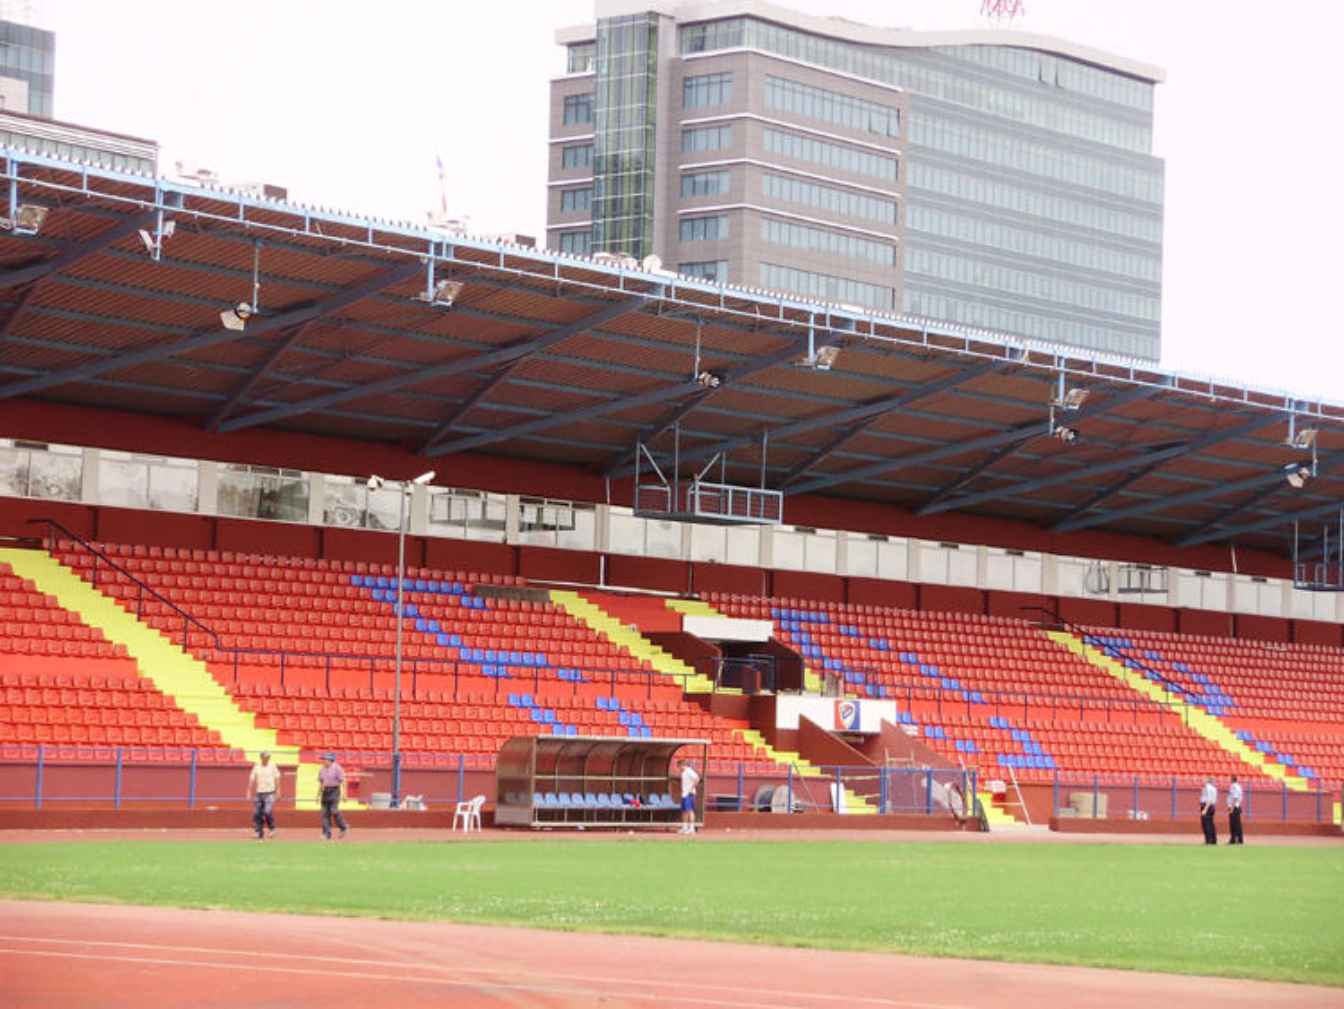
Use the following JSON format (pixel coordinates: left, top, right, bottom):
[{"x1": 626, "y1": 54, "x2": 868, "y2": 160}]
[{"x1": 38, "y1": 0, "x2": 1344, "y2": 401}]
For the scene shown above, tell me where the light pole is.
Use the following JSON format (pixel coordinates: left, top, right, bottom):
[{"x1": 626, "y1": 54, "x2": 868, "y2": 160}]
[{"x1": 367, "y1": 469, "x2": 435, "y2": 807}]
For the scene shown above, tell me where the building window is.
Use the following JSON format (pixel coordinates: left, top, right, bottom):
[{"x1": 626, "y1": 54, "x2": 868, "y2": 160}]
[
  {"x1": 681, "y1": 124, "x2": 733, "y2": 153},
  {"x1": 761, "y1": 262, "x2": 893, "y2": 310},
  {"x1": 681, "y1": 169, "x2": 730, "y2": 198},
  {"x1": 683, "y1": 72, "x2": 733, "y2": 108},
  {"x1": 558, "y1": 230, "x2": 593, "y2": 255},
  {"x1": 765, "y1": 76, "x2": 900, "y2": 138},
  {"x1": 561, "y1": 143, "x2": 594, "y2": 169},
  {"x1": 679, "y1": 260, "x2": 729, "y2": 282},
  {"x1": 761, "y1": 217, "x2": 895, "y2": 266},
  {"x1": 762, "y1": 173, "x2": 897, "y2": 226},
  {"x1": 567, "y1": 42, "x2": 595, "y2": 74},
  {"x1": 761, "y1": 127, "x2": 898, "y2": 182},
  {"x1": 560, "y1": 187, "x2": 593, "y2": 213},
  {"x1": 679, "y1": 215, "x2": 729, "y2": 241},
  {"x1": 563, "y1": 93, "x2": 594, "y2": 125}
]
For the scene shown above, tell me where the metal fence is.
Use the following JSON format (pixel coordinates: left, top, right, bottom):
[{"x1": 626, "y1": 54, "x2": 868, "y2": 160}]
[{"x1": 1050, "y1": 775, "x2": 1337, "y2": 823}]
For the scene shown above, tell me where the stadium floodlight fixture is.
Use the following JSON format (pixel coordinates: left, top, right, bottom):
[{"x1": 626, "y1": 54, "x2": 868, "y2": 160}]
[
  {"x1": 411, "y1": 469, "x2": 436, "y2": 486},
  {"x1": 137, "y1": 219, "x2": 176, "y2": 260},
  {"x1": 1289, "y1": 427, "x2": 1318, "y2": 450},
  {"x1": 0, "y1": 203, "x2": 48, "y2": 235},
  {"x1": 1283, "y1": 461, "x2": 1314, "y2": 490},
  {"x1": 366, "y1": 474, "x2": 385, "y2": 491},
  {"x1": 218, "y1": 301, "x2": 253, "y2": 332},
  {"x1": 1053, "y1": 425, "x2": 1079, "y2": 444},
  {"x1": 696, "y1": 370, "x2": 722, "y2": 389},
  {"x1": 417, "y1": 278, "x2": 464, "y2": 308}
]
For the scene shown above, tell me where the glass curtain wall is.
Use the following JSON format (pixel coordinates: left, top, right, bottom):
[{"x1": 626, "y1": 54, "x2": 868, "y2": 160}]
[{"x1": 591, "y1": 13, "x2": 660, "y2": 259}]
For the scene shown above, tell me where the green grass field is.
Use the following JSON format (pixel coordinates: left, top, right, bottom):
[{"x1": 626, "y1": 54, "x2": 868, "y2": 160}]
[{"x1": 2, "y1": 839, "x2": 1341, "y2": 986}]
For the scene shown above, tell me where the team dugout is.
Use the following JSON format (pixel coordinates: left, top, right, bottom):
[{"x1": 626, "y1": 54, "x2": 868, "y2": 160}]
[{"x1": 495, "y1": 735, "x2": 710, "y2": 829}]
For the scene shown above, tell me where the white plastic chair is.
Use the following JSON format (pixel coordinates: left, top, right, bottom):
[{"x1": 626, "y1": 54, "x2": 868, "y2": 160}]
[{"x1": 453, "y1": 794, "x2": 485, "y2": 832}]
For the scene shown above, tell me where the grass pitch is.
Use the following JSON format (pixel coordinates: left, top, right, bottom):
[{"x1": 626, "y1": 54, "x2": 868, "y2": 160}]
[{"x1": 1, "y1": 838, "x2": 1340, "y2": 986}]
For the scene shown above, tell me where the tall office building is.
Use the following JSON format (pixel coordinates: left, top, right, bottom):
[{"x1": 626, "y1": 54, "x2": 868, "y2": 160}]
[
  {"x1": 547, "y1": 1, "x2": 1165, "y2": 360},
  {"x1": 0, "y1": 2, "x2": 52, "y2": 117}
]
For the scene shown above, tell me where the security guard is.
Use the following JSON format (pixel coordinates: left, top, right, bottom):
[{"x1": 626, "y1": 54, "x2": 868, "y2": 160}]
[
  {"x1": 1199, "y1": 777, "x2": 1217, "y2": 845},
  {"x1": 1227, "y1": 775, "x2": 1244, "y2": 845}
]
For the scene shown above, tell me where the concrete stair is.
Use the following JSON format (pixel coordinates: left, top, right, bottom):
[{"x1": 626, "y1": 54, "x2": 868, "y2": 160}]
[
  {"x1": 551, "y1": 590, "x2": 716, "y2": 693},
  {"x1": 1047, "y1": 630, "x2": 1311, "y2": 793},
  {"x1": 1, "y1": 547, "x2": 333, "y2": 810}
]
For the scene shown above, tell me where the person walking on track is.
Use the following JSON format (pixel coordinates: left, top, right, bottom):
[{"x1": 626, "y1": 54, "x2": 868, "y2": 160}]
[
  {"x1": 1198, "y1": 777, "x2": 1218, "y2": 845},
  {"x1": 247, "y1": 750, "x2": 282, "y2": 841},
  {"x1": 1226, "y1": 775, "x2": 1244, "y2": 845},
  {"x1": 676, "y1": 758, "x2": 700, "y2": 835},
  {"x1": 317, "y1": 752, "x2": 349, "y2": 841}
]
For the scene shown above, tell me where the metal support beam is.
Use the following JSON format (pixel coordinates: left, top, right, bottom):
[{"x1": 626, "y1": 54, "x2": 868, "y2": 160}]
[
  {"x1": 1172, "y1": 484, "x2": 1292, "y2": 549},
  {"x1": 1186, "y1": 499, "x2": 1344, "y2": 545},
  {"x1": 0, "y1": 260, "x2": 420, "y2": 402},
  {"x1": 1048, "y1": 459, "x2": 1169, "y2": 531},
  {"x1": 438, "y1": 327, "x2": 831, "y2": 461},
  {"x1": 779, "y1": 362, "x2": 1002, "y2": 486},
  {"x1": 0, "y1": 211, "x2": 155, "y2": 293},
  {"x1": 220, "y1": 293, "x2": 649, "y2": 435},
  {"x1": 1172, "y1": 451, "x2": 1344, "y2": 547},
  {"x1": 790, "y1": 384, "x2": 1163, "y2": 497},
  {"x1": 924, "y1": 412, "x2": 1283, "y2": 518},
  {"x1": 915, "y1": 440, "x2": 1026, "y2": 515},
  {"x1": 203, "y1": 320, "x2": 317, "y2": 431}
]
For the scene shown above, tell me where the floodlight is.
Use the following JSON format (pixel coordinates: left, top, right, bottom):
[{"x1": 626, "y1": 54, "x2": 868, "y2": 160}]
[
  {"x1": 219, "y1": 301, "x2": 253, "y2": 332},
  {"x1": 1053, "y1": 425, "x2": 1079, "y2": 444},
  {"x1": 1054, "y1": 387, "x2": 1090, "y2": 411},
  {"x1": 696, "y1": 370, "x2": 721, "y2": 389},
  {"x1": 412, "y1": 470, "x2": 436, "y2": 486},
  {"x1": 417, "y1": 278, "x2": 464, "y2": 307},
  {"x1": 798, "y1": 344, "x2": 842, "y2": 371},
  {"x1": 1290, "y1": 427, "x2": 1318, "y2": 450},
  {"x1": 0, "y1": 203, "x2": 48, "y2": 235},
  {"x1": 137, "y1": 220, "x2": 176, "y2": 258},
  {"x1": 367, "y1": 474, "x2": 385, "y2": 491},
  {"x1": 1283, "y1": 462, "x2": 1313, "y2": 490}
]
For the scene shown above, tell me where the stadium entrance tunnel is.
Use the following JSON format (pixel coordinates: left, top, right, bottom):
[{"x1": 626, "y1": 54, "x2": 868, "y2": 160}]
[{"x1": 494, "y1": 734, "x2": 709, "y2": 829}]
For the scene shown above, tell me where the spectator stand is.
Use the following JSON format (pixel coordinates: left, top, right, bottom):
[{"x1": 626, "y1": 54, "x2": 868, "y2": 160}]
[{"x1": 495, "y1": 734, "x2": 709, "y2": 829}]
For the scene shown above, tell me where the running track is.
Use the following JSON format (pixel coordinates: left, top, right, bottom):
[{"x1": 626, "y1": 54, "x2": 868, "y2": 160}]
[{"x1": 4, "y1": 900, "x2": 1339, "y2": 1009}]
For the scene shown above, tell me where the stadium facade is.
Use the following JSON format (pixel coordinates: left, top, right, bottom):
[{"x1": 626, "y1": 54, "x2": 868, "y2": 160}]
[{"x1": 547, "y1": 0, "x2": 1166, "y2": 361}]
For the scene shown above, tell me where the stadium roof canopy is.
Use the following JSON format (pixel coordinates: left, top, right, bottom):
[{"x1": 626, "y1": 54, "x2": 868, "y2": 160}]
[{"x1": 0, "y1": 149, "x2": 1340, "y2": 557}]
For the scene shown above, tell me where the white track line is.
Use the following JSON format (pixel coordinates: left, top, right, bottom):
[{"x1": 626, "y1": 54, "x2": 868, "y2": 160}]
[
  {"x1": 0, "y1": 947, "x2": 972, "y2": 1009},
  {"x1": 0, "y1": 936, "x2": 968, "y2": 1009}
]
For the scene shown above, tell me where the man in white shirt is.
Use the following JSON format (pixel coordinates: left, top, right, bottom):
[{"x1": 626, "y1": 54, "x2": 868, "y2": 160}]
[
  {"x1": 1198, "y1": 777, "x2": 1217, "y2": 845},
  {"x1": 676, "y1": 759, "x2": 701, "y2": 835},
  {"x1": 1226, "y1": 775, "x2": 1244, "y2": 845},
  {"x1": 247, "y1": 751, "x2": 283, "y2": 841}
]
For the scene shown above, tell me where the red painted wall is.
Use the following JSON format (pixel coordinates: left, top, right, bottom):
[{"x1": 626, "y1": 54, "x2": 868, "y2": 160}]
[
  {"x1": 986, "y1": 591, "x2": 1051, "y2": 621},
  {"x1": 0, "y1": 498, "x2": 95, "y2": 540},
  {"x1": 215, "y1": 517, "x2": 320, "y2": 559},
  {"x1": 690, "y1": 562, "x2": 766, "y2": 597},
  {"x1": 1058, "y1": 597, "x2": 1117, "y2": 628},
  {"x1": 847, "y1": 577, "x2": 918, "y2": 610},
  {"x1": 517, "y1": 545, "x2": 598, "y2": 584},
  {"x1": 1293, "y1": 619, "x2": 1344, "y2": 647},
  {"x1": 921, "y1": 585, "x2": 984, "y2": 616},
  {"x1": 94, "y1": 507, "x2": 213, "y2": 551},
  {"x1": 424, "y1": 539, "x2": 514, "y2": 578},
  {"x1": 1118, "y1": 602, "x2": 1177, "y2": 633},
  {"x1": 1178, "y1": 608, "x2": 1234, "y2": 638},
  {"x1": 322, "y1": 527, "x2": 408, "y2": 566},
  {"x1": 1235, "y1": 614, "x2": 1291, "y2": 644},
  {"x1": 773, "y1": 569, "x2": 844, "y2": 602},
  {"x1": 605, "y1": 555, "x2": 689, "y2": 594}
]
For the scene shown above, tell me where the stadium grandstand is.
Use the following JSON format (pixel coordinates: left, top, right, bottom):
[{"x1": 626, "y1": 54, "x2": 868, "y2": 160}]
[{"x1": 0, "y1": 149, "x2": 1340, "y2": 832}]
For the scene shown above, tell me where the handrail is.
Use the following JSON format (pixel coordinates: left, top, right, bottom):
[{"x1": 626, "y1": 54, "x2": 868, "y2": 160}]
[
  {"x1": 26, "y1": 519, "x2": 696, "y2": 700},
  {"x1": 1020, "y1": 605, "x2": 1196, "y2": 719},
  {"x1": 850, "y1": 674, "x2": 1172, "y2": 724},
  {"x1": 29, "y1": 518, "x2": 220, "y2": 647}
]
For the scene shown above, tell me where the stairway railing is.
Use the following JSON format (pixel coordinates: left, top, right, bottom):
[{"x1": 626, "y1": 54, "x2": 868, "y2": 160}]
[{"x1": 26, "y1": 518, "x2": 687, "y2": 700}]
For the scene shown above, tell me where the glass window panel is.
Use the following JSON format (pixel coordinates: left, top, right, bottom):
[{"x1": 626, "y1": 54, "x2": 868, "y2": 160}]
[
  {"x1": 762, "y1": 127, "x2": 898, "y2": 182},
  {"x1": 680, "y1": 169, "x2": 730, "y2": 197},
  {"x1": 0, "y1": 444, "x2": 29, "y2": 497},
  {"x1": 561, "y1": 143, "x2": 594, "y2": 169},
  {"x1": 678, "y1": 259, "x2": 728, "y2": 281},
  {"x1": 760, "y1": 262, "x2": 893, "y2": 311},
  {"x1": 26, "y1": 450, "x2": 81, "y2": 502},
  {"x1": 219, "y1": 465, "x2": 309, "y2": 523},
  {"x1": 563, "y1": 93, "x2": 594, "y2": 125}
]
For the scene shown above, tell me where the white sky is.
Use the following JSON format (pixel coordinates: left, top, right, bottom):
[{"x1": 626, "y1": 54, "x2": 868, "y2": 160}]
[{"x1": 38, "y1": 0, "x2": 1344, "y2": 401}]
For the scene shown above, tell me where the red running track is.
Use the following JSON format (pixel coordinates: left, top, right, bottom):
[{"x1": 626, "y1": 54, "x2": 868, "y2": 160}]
[{"x1": 3, "y1": 900, "x2": 1340, "y2": 1009}]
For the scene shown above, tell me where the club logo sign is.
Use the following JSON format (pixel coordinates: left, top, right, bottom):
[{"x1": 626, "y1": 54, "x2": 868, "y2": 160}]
[{"x1": 835, "y1": 699, "x2": 860, "y2": 731}]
